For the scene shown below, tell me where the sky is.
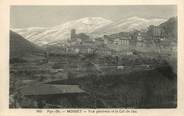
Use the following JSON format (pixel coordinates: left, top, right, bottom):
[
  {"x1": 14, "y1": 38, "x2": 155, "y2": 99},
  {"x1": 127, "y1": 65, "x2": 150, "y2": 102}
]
[{"x1": 10, "y1": 5, "x2": 177, "y2": 28}]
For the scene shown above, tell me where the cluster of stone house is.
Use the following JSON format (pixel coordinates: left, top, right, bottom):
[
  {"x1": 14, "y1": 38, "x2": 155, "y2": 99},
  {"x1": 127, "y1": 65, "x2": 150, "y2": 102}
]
[
  {"x1": 103, "y1": 32, "x2": 132, "y2": 52},
  {"x1": 105, "y1": 25, "x2": 176, "y2": 54}
]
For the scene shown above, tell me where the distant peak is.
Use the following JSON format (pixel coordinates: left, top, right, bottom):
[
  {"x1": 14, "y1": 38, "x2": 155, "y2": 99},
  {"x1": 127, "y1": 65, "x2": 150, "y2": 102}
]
[
  {"x1": 126, "y1": 16, "x2": 148, "y2": 21},
  {"x1": 127, "y1": 16, "x2": 166, "y2": 21},
  {"x1": 77, "y1": 17, "x2": 112, "y2": 23},
  {"x1": 128, "y1": 16, "x2": 142, "y2": 19},
  {"x1": 79, "y1": 17, "x2": 109, "y2": 20}
]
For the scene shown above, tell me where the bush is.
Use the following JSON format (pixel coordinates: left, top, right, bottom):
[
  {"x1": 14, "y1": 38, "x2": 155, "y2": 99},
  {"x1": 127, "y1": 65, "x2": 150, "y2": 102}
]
[{"x1": 52, "y1": 62, "x2": 65, "y2": 69}]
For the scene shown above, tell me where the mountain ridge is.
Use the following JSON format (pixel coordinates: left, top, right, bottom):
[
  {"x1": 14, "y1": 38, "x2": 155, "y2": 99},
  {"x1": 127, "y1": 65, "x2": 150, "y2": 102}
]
[{"x1": 12, "y1": 16, "x2": 166, "y2": 46}]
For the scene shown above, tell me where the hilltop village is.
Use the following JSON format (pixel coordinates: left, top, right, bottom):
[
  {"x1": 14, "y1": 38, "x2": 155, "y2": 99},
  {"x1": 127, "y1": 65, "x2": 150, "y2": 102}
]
[
  {"x1": 10, "y1": 17, "x2": 177, "y2": 108},
  {"x1": 48, "y1": 20, "x2": 176, "y2": 59}
]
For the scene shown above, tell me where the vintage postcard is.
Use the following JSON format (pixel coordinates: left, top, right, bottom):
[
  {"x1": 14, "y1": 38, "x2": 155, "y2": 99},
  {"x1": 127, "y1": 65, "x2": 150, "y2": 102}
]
[{"x1": 0, "y1": 0, "x2": 184, "y2": 116}]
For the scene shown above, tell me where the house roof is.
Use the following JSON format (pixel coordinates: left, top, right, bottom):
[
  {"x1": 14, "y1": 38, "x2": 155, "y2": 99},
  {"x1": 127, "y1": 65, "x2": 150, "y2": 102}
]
[{"x1": 20, "y1": 83, "x2": 86, "y2": 96}]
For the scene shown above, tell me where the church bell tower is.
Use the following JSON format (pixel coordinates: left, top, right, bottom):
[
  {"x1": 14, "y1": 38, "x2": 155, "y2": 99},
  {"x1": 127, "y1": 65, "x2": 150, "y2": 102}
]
[{"x1": 71, "y1": 29, "x2": 76, "y2": 40}]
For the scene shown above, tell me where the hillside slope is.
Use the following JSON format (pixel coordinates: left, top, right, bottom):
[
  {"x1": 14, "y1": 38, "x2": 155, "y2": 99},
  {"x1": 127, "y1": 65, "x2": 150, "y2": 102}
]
[
  {"x1": 159, "y1": 17, "x2": 177, "y2": 40},
  {"x1": 10, "y1": 30, "x2": 43, "y2": 58}
]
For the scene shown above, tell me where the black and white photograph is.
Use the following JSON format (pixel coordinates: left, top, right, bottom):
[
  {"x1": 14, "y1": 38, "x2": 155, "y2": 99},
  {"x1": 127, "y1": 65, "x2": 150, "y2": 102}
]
[{"x1": 9, "y1": 5, "x2": 177, "y2": 108}]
